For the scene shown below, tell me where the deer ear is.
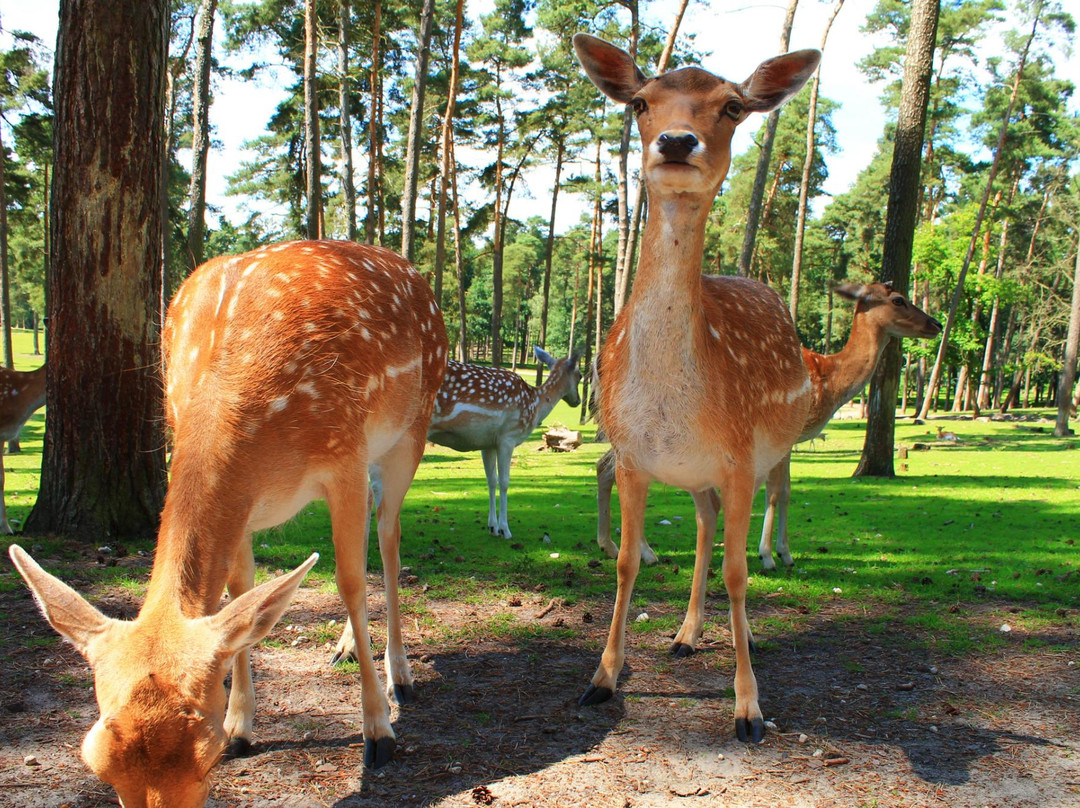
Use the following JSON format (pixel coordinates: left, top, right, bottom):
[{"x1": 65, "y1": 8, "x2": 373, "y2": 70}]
[
  {"x1": 573, "y1": 33, "x2": 648, "y2": 104},
  {"x1": 9, "y1": 544, "x2": 115, "y2": 658},
  {"x1": 205, "y1": 553, "x2": 319, "y2": 660},
  {"x1": 834, "y1": 283, "x2": 868, "y2": 303},
  {"x1": 533, "y1": 346, "x2": 556, "y2": 369},
  {"x1": 740, "y1": 49, "x2": 821, "y2": 113}
]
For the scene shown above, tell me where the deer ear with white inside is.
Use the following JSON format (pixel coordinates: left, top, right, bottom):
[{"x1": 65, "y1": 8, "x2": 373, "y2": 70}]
[
  {"x1": 739, "y1": 49, "x2": 821, "y2": 114},
  {"x1": 533, "y1": 347, "x2": 557, "y2": 369},
  {"x1": 834, "y1": 283, "x2": 868, "y2": 303}
]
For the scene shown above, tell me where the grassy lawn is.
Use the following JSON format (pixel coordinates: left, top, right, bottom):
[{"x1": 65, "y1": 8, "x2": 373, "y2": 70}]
[{"x1": 4, "y1": 333, "x2": 1078, "y2": 663}]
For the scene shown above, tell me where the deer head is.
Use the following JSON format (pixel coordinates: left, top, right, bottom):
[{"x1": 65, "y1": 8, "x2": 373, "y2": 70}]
[{"x1": 835, "y1": 282, "x2": 943, "y2": 339}]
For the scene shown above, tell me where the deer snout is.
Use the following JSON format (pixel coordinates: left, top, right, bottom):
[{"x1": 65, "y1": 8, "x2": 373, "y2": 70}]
[
  {"x1": 926, "y1": 317, "x2": 943, "y2": 336},
  {"x1": 656, "y1": 131, "x2": 698, "y2": 162}
]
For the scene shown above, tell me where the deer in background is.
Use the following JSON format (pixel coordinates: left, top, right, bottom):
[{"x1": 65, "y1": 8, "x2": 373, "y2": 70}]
[
  {"x1": 10, "y1": 240, "x2": 447, "y2": 807},
  {"x1": 0, "y1": 364, "x2": 46, "y2": 534},
  {"x1": 574, "y1": 34, "x2": 820, "y2": 743},
  {"x1": 596, "y1": 282, "x2": 942, "y2": 570}
]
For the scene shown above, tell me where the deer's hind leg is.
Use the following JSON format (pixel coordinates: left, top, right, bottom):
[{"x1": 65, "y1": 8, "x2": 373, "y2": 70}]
[
  {"x1": 671, "y1": 488, "x2": 719, "y2": 657},
  {"x1": 223, "y1": 539, "x2": 257, "y2": 757}
]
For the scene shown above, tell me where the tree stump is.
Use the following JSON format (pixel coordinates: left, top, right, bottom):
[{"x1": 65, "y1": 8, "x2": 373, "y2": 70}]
[{"x1": 542, "y1": 426, "x2": 582, "y2": 452}]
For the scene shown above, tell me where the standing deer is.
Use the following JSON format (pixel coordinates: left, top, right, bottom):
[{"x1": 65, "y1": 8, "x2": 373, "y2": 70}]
[
  {"x1": 574, "y1": 34, "x2": 820, "y2": 743},
  {"x1": 9, "y1": 240, "x2": 447, "y2": 807},
  {"x1": 596, "y1": 282, "x2": 942, "y2": 569},
  {"x1": 0, "y1": 364, "x2": 46, "y2": 533}
]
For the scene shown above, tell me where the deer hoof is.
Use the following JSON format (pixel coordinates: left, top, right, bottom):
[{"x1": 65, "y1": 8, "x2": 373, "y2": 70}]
[
  {"x1": 329, "y1": 648, "x2": 357, "y2": 666},
  {"x1": 392, "y1": 683, "x2": 415, "y2": 705},
  {"x1": 223, "y1": 736, "x2": 253, "y2": 760},
  {"x1": 364, "y1": 736, "x2": 396, "y2": 769},
  {"x1": 578, "y1": 684, "x2": 613, "y2": 707},
  {"x1": 670, "y1": 641, "x2": 695, "y2": 658},
  {"x1": 735, "y1": 717, "x2": 766, "y2": 744}
]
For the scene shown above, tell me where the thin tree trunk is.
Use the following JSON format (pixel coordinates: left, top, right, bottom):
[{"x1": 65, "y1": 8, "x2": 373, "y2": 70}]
[
  {"x1": 434, "y1": 0, "x2": 464, "y2": 308},
  {"x1": 918, "y1": 6, "x2": 1042, "y2": 422},
  {"x1": 854, "y1": 0, "x2": 939, "y2": 477},
  {"x1": 579, "y1": 143, "x2": 603, "y2": 425},
  {"x1": 1055, "y1": 232, "x2": 1080, "y2": 436},
  {"x1": 0, "y1": 129, "x2": 12, "y2": 369},
  {"x1": 739, "y1": 0, "x2": 799, "y2": 277},
  {"x1": 535, "y1": 138, "x2": 564, "y2": 385},
  {"x1": 304, "y1": 0, "x2": 322, "y2": 239},
  {"x1": 337, "y1": 0, "x2": 357, "y2": 240},
  {"x1": 611, "y1": 1, "x2": 639, "y2": 318},
  {"x1": 399, "y1": 0, "x2": 436, "y2": 262},
  {"x1": 185, "y1": 0, "x2": 217, "y2": 271},
  {"x1": 449, "y1": 137, "x2": 468, "y2": 362},
  {"x1": 365, "y1": 0, "x2": 381, "y2": 244},
  {"x1": 790, "y1": 0, "x2": 844, "y2": 323}
]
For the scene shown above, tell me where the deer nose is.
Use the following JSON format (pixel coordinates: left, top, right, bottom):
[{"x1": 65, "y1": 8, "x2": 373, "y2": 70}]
[{"x1": 656, "y1": 132, "x2": 698, "y2": 162}]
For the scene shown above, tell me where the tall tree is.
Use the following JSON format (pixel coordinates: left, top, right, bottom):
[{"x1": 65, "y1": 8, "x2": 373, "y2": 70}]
[
  {"x1": 738, "y1": 0, "x2": 799, "y2": 277},
  {"x1": 26, "y1": 0, "x2": 169, "y2": 538},
  {"x1": 434, "y1": 0, "x2": 465, "y2": 308},
  {"x1": 399, "y1": 0, "x2": 436, "y2": 262},
  {"x1": 185, "y1": 0, "x2": 218, "y2": 271},
  {"x1": 303, "y1": 0, "x2": 322, "y2": 239},
  {"x1": 854, "y1": 0, "x2": 940, "y2": 477},
  {"x1": 365, "y1": 0, "x2": 382, "y2": 244},
  {"x1": 337, "y1": 0, "x2": 357, "y2": 240},
  {"x1": 1055, "y1": 228, "x2": 1080, "y2": 436}
]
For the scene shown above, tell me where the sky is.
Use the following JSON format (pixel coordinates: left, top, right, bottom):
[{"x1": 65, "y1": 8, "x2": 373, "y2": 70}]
[{"x1": 2, "y1": 0, "x2": 1079, "y2": 236}]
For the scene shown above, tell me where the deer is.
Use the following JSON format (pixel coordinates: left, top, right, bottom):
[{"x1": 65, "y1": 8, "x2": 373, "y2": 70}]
[
  {"x1": 330, "y1": 347, "x2": 582, "y2": 665},
  {"x1": 573, "y1": 34, "x2": 821, "y2": 744},
  {"x1": 596, "y1": 282, "x2": 942, "y2": 570},
  {"x1": 935, "y1": 425, "x2": 960, "y2": 442},
  {"x1": 9, "y1": 239, "x2": 448, "y2": 807},
  {"x1": 0, "y1": 364, "x2": 46, "y2": 534}
]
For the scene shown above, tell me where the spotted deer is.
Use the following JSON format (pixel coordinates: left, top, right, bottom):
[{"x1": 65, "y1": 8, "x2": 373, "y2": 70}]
[
  {"x1": 574, "y1": 34, "x2": 820, "y2": 743},
  {"x1": 0, "y1": 364, "x2": 46, "y2": 533},
  {"x1": 9, "y1": 240, "x2": 447, "y2": 807},
  {"x1": 596, "y1": 282, "x2": 942, "y2": 570}
]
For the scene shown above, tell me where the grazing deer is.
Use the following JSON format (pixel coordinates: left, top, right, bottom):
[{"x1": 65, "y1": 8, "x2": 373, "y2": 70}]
[
  {"x1": 0, "y1": 364, "x2": 46, "y2": 533},
  {"x1": 596, "y1": 282, "x2": 942, "y2": 570},
  {"x1": 9, "y1": 240, "x2": 447, "y2": 806},
  {"x1": 574, "y1": 34, "x2": 820, "y2": 743}
]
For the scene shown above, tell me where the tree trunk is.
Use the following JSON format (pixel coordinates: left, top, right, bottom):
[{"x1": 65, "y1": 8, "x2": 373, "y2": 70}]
[
  {"x1": 434, "y1": 0, "x2": 464, "y2": 309},
  {"x1": 918, "y1": 7, "x2": 1042, "y2": 422},
  {"x1": 739, "y1": 0, "x2": 799, "y2": 277},
  {"x1": 185, "y1": 0, "x2": 217, "y2": 272},
  {"x1": 0, "y1": 129, "x2": 13, "y2": 369},
  {"x1": 449, "y1": 137, "x2": 468, "y2": 362},
  {"x1": 789, "y1": 0, "x2": 843, "y2": 324},
  {"x1": 337, "y1": 0, "x2": 357, "y2": 240},
  {"x1": 535, "y1": 138, "x2": 564, "y2": 385},
  {"x1": 365, "y1": 0, "x2": 382, "y2": 244},
  {"x1": 853, "y1": 0, "x2": 939, "y2": 478},
  {"x1": 611, "y1": 1, "x2": 639, "y2": 318},
  {"x1": 304, "y1": 0, "x2": 322, "y2": 239},
  {"x1": 580, "y1": 144, "x2": 603, "y2": 425},
  {"x1": 399, "y1": 0, "x2": 436, "y2": 262},
  {"x1": 26, "y1": 0, "x2": 169, "y2": 539},
  {"x1": 1054, "y1": 232, "x2": 1080, "y2": 436}
]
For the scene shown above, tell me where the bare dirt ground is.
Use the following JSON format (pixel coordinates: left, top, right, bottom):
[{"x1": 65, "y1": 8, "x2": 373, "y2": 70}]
[{"x1": 2, "y1": 557, "x2": 1078, "y2": 808}]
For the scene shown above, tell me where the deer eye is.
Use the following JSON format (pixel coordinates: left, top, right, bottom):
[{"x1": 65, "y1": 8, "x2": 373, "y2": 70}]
[
  {"x1": 630, "y1": 97, "x2": 647, "y2": 117},
  {"x1": 723, "y1": 100, "x2": 744, "y2": 120},
  {"x1": 892, "y1": 297, "x2": 906, "y2": 307}
]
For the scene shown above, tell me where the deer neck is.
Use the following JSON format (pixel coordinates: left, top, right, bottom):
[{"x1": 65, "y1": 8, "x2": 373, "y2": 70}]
[
  {"x1": 532, "y1": 371, "x2": 567, "y2": 428},
  {"x1": 813, "y1": 309, "x2": 893, "y2": 422}
]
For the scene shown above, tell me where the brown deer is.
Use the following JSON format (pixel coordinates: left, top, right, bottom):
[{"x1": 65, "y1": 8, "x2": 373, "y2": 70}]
[
  {"x1": 9, "y1": 240, "x2": 447, "y2": 807},
  {"x1": 596, "y1": 282, "x2": 942, "y2": 570},
  {"x1": 574, "y1": 34, "x2": 820, "y2": 743},
  {"x1": 0, "y1": 364, "x2": 46, "y2": 533}
]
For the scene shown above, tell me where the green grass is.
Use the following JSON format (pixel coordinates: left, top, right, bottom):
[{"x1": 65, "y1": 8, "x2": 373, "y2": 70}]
[{"x1": 4, "y1": 331, "x2": 1079, "y2": 661}]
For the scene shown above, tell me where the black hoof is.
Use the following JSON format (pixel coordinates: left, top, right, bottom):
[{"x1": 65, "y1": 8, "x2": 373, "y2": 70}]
[
  {"x1": 223, "y1": 736, "x2": 252, "y2": 760},
  {"x1": 735, "y1": 717, "x2": 766, "y2": 744},
  {"x1": 748, "y1": 636, "x2": 756, "y2": 656},
  {"x1": 670, "y1": 642, "x2": 695, "y2": 658},
  {"x1": 392, "y1": 683, "x2": 415, "y2": 705},
  {"x1": 364, "y1": 736, "x2": 396, "y2": 769},
  {"x1": 578, "y1": 684, "x2": 613, "y2": 707}
]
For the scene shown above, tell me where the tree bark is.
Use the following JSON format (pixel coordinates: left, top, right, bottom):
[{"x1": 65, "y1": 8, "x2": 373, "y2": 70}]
[
  {"x1": 26, "y1": 0, "x2": 169, "y2": 538},
  {"x1": 611, "y1": 0, "x2": 639, "y2": 318},
  {"x1": 337, "y1": 0, "x2": 357, "y2": 240},
  {"x1": 0, "y1": 129, "x2": 13, "y2": 369},
  {"x1": 739, "y1": 0, "x2": 798, "y2": 277},
  {"x1": 853, "y1": 0, "x2": 939, "y2": 477},
  {"x1": 434, "y1": 0, "x2": 464, "y2": 309},
  {"x1": 185, "y1": 0, "x2": 217, "y2": 271},
  {"x1": 364, "y1": 0, "x2": 382, "y2": 244},
  {"x1": 535, "y1": 137, "x2": 564, "y2": 385},
  {"x1": 1055, "y1": 233, "x2": 1080, "y2": 436},
  {"x1": 790, "y1": 0, "x2": 844, "y2": 323},
  {"x1": 304, "y1": 0, "x2": 322, "y2": 239},
  {"x1": 449, "y1": 137, "x2": 469, "y2": 362},
  {"x1": 399, "y1": 0, "x2": 436, "y2": 262}
]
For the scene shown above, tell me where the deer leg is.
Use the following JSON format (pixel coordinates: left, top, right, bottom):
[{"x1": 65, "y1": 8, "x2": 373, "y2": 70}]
[
  {"x1": 330, "y1": 479, "x2": 379, "y2": 665},
  {"x1": 597, "y1": 449, "x2": 658, "y2": 564},
  {"x1": 758, "y1": 456, "x2": 789, "y2": 571},
  {"x1": 222, "y1": 540, "x2": 257, "y2": 757},
  {"x1": 579, "y1": 464, "x2": 650, "y2": 706},
  {"x1": 327, "y1": 468, "x2": 396, "y2": 769},
  {"x1": 0, "y1": 452, "x2": 10, "y2": 535},
  {"x1": 495, "y1": 441, "x2": 513, "y2": 538},
  {"x1": 671, "y1": 488, "x2": 719, "y2": 657},
  {"x1": 373, "y1": 435, "x2": 424, "y2": 706},
  {"x1": 722, "y1": 473, "x2": 764, "y2": 743},
  {"x1": 772, "y1": 456, "x2": 794, "y2": 568},
  {"x1": 481, "y1": 447, "x2": 499, "y2": 535}
]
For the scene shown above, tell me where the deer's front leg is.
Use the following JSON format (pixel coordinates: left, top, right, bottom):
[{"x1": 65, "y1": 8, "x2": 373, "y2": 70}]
[
  {"x1": 327, "y1": 471, "x2": 395, "y2": 769},
  {"x1": 722, "y1": 473, "x2": 764, "y2": 743},
  {"x1": 758, "y1": 457, "x2": 789, "y2": 570},
  {"x1": 597, "y1": 449, "x2": 658, "y2": 564},
  {"x1": 494, "y1": 440, "x2": 513, "y2": 538},
  {"x1": 580, "y1": 463, "x2": 650, "y2": 705},
  {"x1": 771, "y1": 456, "x2": 794, "y2": 568},
  {"x1": 223, "y1": 539, "x2": 257, "y2": 757},
  {"x1": 671, "y1": 488, "x2": 719, "y2": 657},
  {"x1": 481, "y1": 447, "x2": 499, "y2": 535}
]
